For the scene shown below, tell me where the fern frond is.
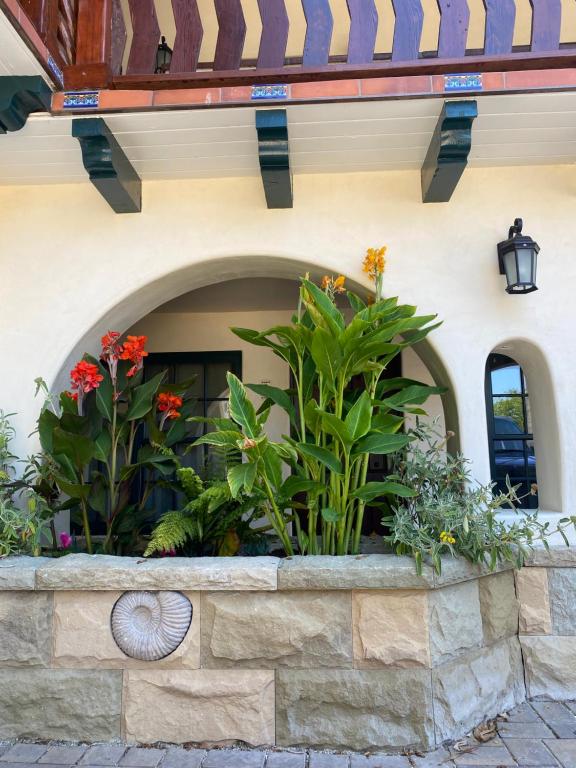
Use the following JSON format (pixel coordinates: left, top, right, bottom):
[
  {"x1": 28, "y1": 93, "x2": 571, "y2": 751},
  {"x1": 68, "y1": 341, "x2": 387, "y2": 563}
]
[
  {"x1": 177, "y1": 467, "x2": 204, "y2": 501},
  {"x1": 144, "y1": 510, "x2": 199, "y2": 556}
]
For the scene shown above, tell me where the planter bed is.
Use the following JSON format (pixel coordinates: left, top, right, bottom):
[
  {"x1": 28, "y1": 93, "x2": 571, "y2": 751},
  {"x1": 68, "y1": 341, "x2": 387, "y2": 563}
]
[{"x1": 0, "y1": 552, "x2": 574, "y2": 751}]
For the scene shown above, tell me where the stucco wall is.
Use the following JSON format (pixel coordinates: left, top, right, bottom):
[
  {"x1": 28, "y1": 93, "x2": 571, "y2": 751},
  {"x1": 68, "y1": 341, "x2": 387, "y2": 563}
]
[{"x1": 0, "y1": 166, "x2": 572, "y2": 525}]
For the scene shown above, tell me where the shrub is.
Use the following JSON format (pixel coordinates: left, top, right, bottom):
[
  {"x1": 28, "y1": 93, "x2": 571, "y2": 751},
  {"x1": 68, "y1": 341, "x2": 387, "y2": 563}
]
[{"x1": 383, "y1": 423, "x2": 576, "y2": 574}]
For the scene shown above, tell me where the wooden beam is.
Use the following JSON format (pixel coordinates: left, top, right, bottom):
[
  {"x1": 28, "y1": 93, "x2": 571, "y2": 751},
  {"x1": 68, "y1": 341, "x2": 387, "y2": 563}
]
[
  {"x1": 255, "y1": 109, "x2": 292, "y2": 209},
  {"x1": 72, "y1": 117, "x2": 141, "y2": 213},
  {"x1": 421, "y1": 100, "x2": 478, "y2": 204},
  {"x1": 64, "y1": 0, "x2": 113, "y2": 90},
  {"x1": 0, "y1": 76, "x2": 51, "y2": 133}
]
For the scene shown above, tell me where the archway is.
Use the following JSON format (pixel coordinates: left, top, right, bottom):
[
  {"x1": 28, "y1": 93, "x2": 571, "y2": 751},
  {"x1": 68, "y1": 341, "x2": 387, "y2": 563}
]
[{"x1": 487, "y1": 339, "x2": 562, "y2": 512}]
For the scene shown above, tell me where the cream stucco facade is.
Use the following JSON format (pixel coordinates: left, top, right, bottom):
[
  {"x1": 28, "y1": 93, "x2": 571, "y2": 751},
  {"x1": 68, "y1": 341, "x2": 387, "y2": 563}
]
[{"x1": 0, "y1": 165, "x2": 572, "y2": 535}]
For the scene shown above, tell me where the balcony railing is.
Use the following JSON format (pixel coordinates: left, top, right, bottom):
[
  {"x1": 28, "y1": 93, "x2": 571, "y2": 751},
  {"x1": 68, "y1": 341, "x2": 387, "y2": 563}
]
[{"x1": 11, "y1": 0, "x2": 576, "y2": 92}]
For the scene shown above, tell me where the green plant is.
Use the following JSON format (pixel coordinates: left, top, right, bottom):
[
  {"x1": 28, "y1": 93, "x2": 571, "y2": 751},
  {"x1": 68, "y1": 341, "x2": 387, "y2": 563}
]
[
  {"x1": 145, "y1": 467, "x2": 268, "y2": 557},
  {"x1": 383, "y1": 422, "x2": 576, "y2": 574},
  {"x1": 0, "y1": 410, "x2": 17, "y2": 484},
  {"x1": 0, "y1": 492, "x2": 50, "y2": 557},
  {"x1": 37, "y1": 333, "x2": 196, "y2": 555},
  {"x1": 194, "y1": 249, "x2": 442, "y2": 556}
]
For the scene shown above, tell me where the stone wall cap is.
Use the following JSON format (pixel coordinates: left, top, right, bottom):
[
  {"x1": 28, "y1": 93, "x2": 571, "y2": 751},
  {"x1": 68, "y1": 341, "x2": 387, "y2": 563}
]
[
  {"x1": 0, "y1": 556, "x2": 52, "y2": 589},
  {"x1": 526, "y1": 547, "x2": 576, "y2": 567},
  {"x1": 278, "y1": 555, "x2": 436, "y2": 590},
  {"x1": 0, "y1": 552, "x2": 536, "y2": 593},
  {"x1": 35, "y1": 554, "x2": 280, "y2": 591}
]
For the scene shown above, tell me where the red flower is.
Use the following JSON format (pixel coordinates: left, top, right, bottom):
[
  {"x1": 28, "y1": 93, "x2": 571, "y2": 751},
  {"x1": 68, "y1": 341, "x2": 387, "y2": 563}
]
[
  {"x1": 64, "y1": 391, "x2": 78, "y2": 402},
  {"x1": 157, "y1": 392, "x2": 183, "y2": 426},
  {"x1": 119, "y1": 335, "x2": 148, "y2": 377},
  {"x1": 70, "y1": 360, "x2": 104, "y2": 416},
  {"x1": 101, "y1": 331, "x2": 121, "y2": 358},
  {"x1": 70, "y1": 361, "x2": 104, "y2": 394}
]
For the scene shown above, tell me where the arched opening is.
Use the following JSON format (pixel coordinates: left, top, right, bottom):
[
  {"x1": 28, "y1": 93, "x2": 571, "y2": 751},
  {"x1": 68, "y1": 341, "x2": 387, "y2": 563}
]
[
  {"x1": 485, "y1": 340, "x2": 562, "y2": 512},
  {"x1": 51, "y1": 258, "x2": 461, "y2": 540}
]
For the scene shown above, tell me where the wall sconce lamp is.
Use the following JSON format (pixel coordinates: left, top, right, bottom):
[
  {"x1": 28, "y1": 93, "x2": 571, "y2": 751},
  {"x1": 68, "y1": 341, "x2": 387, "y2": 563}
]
[
  {"x1": 497, "y1": 218, "x2": 540, "y2": 294},
  {"x1": 155, "y1": 36, "x2": 173, "y2": 74}
]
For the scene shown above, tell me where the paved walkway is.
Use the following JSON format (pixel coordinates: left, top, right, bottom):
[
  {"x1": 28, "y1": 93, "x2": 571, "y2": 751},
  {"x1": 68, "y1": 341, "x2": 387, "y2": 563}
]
[{"x1": 0, "y1": 701, "x2": 575, "y2": 768}]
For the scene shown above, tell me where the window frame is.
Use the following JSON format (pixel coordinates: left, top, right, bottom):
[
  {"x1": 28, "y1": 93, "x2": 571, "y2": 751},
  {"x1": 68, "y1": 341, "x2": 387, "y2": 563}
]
[{"x1": 485, "y1": 352, "x2": 538, "y2": 508}]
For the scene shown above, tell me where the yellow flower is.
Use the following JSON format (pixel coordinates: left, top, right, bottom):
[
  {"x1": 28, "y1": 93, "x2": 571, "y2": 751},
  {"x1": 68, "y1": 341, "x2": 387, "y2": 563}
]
[
  {"x1": 440, "y1": 531, "x2": 456, "y2": 545},
  {"x1": 363, "y1": 246, "x2": 387, "y2": 281},
  {"x1": 321, "y1": 275, "x2": 346, "y2": 299},
  {"x1": 333, "y1": 275, "x2": 346, "y2": 293}
]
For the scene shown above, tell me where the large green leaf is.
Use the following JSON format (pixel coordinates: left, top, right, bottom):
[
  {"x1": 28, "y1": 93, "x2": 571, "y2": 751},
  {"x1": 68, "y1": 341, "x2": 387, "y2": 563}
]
[
  {"x1": 227, "y1": 373, "x2": 258, "y2": 438},
  {"x1": 345, "y1": 391, "x2": 372, "y2": 441},
  {"x1": 301, "y1": 279, "x2": 345, "y2": 335},
  {"x1": 321, "y1": 507, "x2": 342, "y2": 524},
  {"x1": 190, "y1": 430, "x2": 244, "y2": 448},
  {"x1": 125, "y1": 371, "x2": 167, "y2": 421},
  {"x1": 247, "y1": 383, "x2": 296, "y2": 425},
  {"x1": 296, "y1": 442, "x2": 343, "y2": 474},
  {"x1": 262, "y1": 445, "x2": 283, "y2": 491},
  {"x1": 351, "y1": 481, "x2": 418, "y2": 502},
  {"x1": 311, "y1": 327, "x2": 342, "y2": 384},
  {"x1": 318, "y1": 411, "x2": 352, "y2": 449},
  {"x1": 38, "y1": 409, "x2": 59, "y2": 453},
  {"x1": 281, "y1": 476, "x2": 324, "y2": 498},
  {"x1": 95, "y1": 370, "x2": 114, "y2": 422},
  {"x1": 227, "y1": 462, "x2": 257, "y2": 499},
  {"x1": 353, "y1": 432, "x2": 411, "y2": 456},
  {"x1": 55, "y1": 476, "x2": 90, "y2": 500},
  {"x1": 94, "y1": 430, "x2": 112, "y2": 463},
  {"x1": 53, "y1": 428, "x2": 96, "y2": 470}
]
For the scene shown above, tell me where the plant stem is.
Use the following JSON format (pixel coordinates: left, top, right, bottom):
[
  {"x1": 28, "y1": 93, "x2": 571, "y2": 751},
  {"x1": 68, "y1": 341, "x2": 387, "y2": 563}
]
[{"x1": 80, "y1": 499, "x2": 92, "y2": 554}]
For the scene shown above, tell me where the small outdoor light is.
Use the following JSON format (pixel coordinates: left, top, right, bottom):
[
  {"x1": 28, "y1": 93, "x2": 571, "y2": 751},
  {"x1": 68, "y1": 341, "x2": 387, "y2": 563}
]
[
  {"x1": 155, "y1": 36, "x2": 172, "y2": 74},
  {"x1": 497, "y1": 218, "x2": 540, "y2": 295}
]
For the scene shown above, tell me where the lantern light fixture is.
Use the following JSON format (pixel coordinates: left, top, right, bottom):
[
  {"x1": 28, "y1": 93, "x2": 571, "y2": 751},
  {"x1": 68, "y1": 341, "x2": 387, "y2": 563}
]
[
  {"x1": 155, "y1": 36, "x2": 173, "y2": 74},
  {"x1": 497, "y1": 218, "x2": 540, "y2": 295}
]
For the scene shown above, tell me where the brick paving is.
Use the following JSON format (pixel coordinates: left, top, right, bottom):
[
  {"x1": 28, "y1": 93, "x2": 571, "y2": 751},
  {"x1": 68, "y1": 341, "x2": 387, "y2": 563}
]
[{"x1": 0, "y1": 700, "x2": 575, "y2": 768}]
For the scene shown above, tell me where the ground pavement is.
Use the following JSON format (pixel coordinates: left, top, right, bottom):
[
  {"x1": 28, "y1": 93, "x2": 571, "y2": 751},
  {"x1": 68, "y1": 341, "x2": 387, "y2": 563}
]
[{"x1": 1, "y1": 701, "x2": 575, "y2": 768}]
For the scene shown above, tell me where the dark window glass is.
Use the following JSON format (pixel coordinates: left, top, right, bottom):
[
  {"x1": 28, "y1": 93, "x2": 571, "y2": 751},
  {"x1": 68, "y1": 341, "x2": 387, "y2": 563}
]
[
  {"x1": 485, "y1": 353, "x2": 538, "y2": 508},
  {"x1": 141, "y1": 351, "x2": 242, "y2": 515}
]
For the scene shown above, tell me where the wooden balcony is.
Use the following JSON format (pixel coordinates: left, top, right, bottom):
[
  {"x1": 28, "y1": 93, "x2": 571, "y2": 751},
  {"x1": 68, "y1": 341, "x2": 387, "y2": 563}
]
[{"x1": 6, "y1": 0, "x2": 576, "y2": 94}]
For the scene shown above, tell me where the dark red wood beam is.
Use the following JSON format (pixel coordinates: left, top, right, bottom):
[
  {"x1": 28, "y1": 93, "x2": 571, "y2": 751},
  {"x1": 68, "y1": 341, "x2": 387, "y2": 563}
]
[{"x1": 111, "y1": 50, "x2": 576, "y2": 91}]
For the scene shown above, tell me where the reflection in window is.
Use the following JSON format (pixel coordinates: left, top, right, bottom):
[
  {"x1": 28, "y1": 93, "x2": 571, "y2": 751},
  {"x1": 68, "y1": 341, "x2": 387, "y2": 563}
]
[{"x1": 485, "y1": 354, "x2": 538, "y2": 508}]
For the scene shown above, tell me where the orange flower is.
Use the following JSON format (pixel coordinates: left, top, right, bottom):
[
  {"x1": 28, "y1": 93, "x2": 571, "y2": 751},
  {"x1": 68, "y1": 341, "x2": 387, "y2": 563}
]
[
  {"x1": 70, "y1": 360, "x2": 104, "y2": 416},
  {"x1": 363, "y1": 247, "x2": 387, "y2": 280},
  {"x1": 70, "y1": 361, "x2": 104, "y2": 394},
  {"x1": 119, "y1": 335, "x2": 149, "y2": 377},
  {"x1": 321, "y1": 275, "x2": 346, "y2": 300},
  {"x1": 333, "y1": 275, "x2": 346, "y2": 292},
  {"x1": 157, "y1": 392, "x2": 183, "y2": 425},
  {"x1": 101, "y1": 331, "x2": 121, "y2": 357}
]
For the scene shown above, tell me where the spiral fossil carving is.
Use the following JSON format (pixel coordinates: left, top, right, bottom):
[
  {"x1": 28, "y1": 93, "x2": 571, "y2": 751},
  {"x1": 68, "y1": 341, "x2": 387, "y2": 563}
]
[{"x1": 111, "y1": 591, "x2": 192, "y2": 661}]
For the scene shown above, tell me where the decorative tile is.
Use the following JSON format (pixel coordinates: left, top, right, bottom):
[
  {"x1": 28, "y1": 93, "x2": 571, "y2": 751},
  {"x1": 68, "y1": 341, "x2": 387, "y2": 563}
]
[
  {"x1": 444, "y1": 74, "x2": 483, "y2": 92},
  {"x1": 252, "y1": 85, "x2": 288, "y2": 100},
  {"x1": 63, "y1": 92, "x2": 100, "y2": 109}
]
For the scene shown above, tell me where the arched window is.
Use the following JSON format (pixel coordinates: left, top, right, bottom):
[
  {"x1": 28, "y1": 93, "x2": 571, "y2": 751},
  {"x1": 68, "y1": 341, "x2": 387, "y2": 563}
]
[{"x1": 485, "y1": 353, "x2": 538, "y2": 508}]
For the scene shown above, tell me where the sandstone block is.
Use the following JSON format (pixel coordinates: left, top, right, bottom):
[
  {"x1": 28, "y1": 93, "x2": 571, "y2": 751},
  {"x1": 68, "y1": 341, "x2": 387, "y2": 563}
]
[
  {"x1": 0, "y1": 591, "x2": 52, "y2": 667},
  {"x1": 478, "y1": 572, "x2": 519, "y2": 644},
  {"x1": 549, "y1": 569, "x2": 576, "y2": 635},
  {"x1": 352, "y1": 590, "x2": 430, "y2": 668},
  {"x1": 0, "y1": 669, "x2": 122, "y2": 741},
  {"x1": 201, "y1": 591, "x2": 351, "y2": 668},
  {"x1": 276, "y1": 668, "x2": 434, "y2": 751},
  {"x1": 37, "y1": 554, "x2": 279, "y2": 591},
  {"x1": 123, "y1": 670, "x2": 275, "y2": 746},
  {"x1": 434, "y1": 558, "x2": 514, "y2": 587},
  {"x1": 0, "y1": 556, "x2": 51, "y2": 589},
  {"x1": 428, "y1": 580, "x2": 483, "y2": 665},
  {"x1": 277, "y1": 556, "x2": 434, "y2": 591},
  {"x1": 53, "y1": 590, "x2": 200, "y2": 669},
  {"x1": 432, "y1": 637, "x2": 526, "y2": 743},
  {"x1": 527, "y1": 547, "x2": 576, "y2": 567},
  {"x1": 515, "y1": 568, "x2": 552, "y2": 635},
  {"x1": 521, "y1": 636, "x2": 576, "y2": 699}
]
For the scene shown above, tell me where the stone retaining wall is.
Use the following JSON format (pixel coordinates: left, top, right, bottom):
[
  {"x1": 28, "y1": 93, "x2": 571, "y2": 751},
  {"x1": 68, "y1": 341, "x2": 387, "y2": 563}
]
[
  {"x1": 517, "y1": 550, "x2": 576, "y2": 701},
  {"x1": 0, "y1": 552, "x2": 573, "y2": 752}
]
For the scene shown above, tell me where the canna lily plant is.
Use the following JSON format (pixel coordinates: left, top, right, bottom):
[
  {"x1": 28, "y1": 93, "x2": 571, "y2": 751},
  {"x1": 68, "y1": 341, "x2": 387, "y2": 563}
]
[
  {"x1": 37, "y1": 333, "x2": 194, "y2": 554},
  {"x1": 193, "y1": 248, "x2": 444, "y2": 556}
]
